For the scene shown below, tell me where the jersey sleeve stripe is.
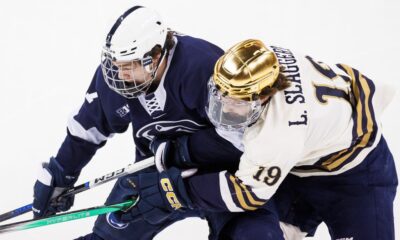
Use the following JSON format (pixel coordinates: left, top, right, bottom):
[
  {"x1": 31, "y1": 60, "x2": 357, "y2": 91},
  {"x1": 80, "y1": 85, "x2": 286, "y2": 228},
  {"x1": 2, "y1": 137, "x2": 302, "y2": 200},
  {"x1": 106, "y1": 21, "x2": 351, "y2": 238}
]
[
  {"x1": 319, "y1": 66, "x2": 377, "y2": 170},
  {"x1": 218, "y1": 171, "x2": 244, "y2": 212},
  {"x1": 238, "y1": 182, "x2": 266, "y2": 206},
  {"x1": 228, "y1": 175, "x2": 257, "y2": 210},
  {"x1": 67, "y1": 114, "x2": 109, "y2": 145},
  {"x1": 292, "y1": 64, "x2": 378, "y2": 174},
  {"x1": 219, "y1": 171, "x2": 266, "y2": 211}
]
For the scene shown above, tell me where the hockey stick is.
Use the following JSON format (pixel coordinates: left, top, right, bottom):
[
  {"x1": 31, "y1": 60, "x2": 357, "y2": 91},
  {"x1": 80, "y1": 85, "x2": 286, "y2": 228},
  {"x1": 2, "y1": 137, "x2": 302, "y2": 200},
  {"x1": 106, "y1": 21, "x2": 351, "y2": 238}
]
[
  {"x1": 0, "y1": 199, "x2": 136, "y2": 234},
  {"x1": 0, "y1": 157, "x2": 154, "y2": 222}
]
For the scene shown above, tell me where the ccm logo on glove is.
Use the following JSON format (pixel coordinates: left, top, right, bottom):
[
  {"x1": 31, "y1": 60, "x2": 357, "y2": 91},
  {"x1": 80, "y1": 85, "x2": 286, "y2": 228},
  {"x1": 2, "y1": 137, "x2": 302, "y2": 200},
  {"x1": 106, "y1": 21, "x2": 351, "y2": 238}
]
[{"x1": 160, "y1": 178, "x2": 182, "y2": 210}]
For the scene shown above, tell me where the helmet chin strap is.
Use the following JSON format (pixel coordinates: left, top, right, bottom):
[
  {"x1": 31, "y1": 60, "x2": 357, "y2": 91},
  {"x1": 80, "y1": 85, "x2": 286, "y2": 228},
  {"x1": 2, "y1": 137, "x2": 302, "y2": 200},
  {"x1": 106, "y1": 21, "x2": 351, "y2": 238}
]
[
  {"x1": 152, "y1": 48, "x2": 168, "y2": 80},
  {"x1": 152, "y1": 32, "x2": 173, "y2": 80}
]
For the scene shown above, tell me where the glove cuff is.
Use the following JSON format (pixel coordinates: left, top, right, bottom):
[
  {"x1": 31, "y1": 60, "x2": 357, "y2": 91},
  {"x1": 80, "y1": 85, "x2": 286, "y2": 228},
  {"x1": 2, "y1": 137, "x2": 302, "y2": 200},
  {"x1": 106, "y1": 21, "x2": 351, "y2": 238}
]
[
  {"x1": 173, "y1": 136, "x2": 196, "y2": 168},
  {"x1": 48, "y1": 157, "x2": 80, "y2": 187},
  {"x1": 37, "y1": 163, "x2": 54, "y2": 187}
]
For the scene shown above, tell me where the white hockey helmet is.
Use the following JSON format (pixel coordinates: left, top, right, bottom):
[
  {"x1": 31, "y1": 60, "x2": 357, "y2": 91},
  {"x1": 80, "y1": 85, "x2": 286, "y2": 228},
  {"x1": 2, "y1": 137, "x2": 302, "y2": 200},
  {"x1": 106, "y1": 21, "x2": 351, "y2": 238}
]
[{"x1": 101, "y1": 6, "x2": 168, "y2": 98}]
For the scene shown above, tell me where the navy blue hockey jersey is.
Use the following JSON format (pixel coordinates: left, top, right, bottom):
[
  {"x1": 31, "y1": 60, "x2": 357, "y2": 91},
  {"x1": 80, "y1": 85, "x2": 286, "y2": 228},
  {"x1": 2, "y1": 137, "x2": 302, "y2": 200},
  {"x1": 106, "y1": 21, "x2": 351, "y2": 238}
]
[{"x1": 54, "y1": 35, "x2": 242, "y2": 196}]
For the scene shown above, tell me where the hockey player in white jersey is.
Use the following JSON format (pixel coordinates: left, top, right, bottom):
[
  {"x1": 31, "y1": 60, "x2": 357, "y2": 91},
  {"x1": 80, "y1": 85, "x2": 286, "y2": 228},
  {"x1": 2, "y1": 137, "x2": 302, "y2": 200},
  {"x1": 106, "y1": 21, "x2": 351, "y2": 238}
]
[{"x1": 190, "y1": 39, "x2": 398, "y2": 239}]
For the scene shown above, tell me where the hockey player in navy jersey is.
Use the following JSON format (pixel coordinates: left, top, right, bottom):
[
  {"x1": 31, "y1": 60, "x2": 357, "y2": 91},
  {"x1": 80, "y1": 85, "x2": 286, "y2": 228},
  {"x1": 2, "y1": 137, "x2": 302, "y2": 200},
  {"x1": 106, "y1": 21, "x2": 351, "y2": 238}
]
[
  {"x1": 31, "y1": 6, "x2": 284, "y2": 240},
  {"x1": 189, "y1": 39, "x2": 396, "y2": 239}
]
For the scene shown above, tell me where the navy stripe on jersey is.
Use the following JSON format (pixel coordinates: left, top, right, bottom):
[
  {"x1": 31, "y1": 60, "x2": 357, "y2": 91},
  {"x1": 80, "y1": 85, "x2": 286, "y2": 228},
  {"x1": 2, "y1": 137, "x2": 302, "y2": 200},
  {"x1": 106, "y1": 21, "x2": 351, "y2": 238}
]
[
  {"x1": 186, "y1": 170, "x2": 268, "y2": 212},
  {"x1": 225, "y1": 172, "x2": 266, "y2": 210},
  {"x1": 293, "y1": 64, "x2": 377, "y2": 173}
]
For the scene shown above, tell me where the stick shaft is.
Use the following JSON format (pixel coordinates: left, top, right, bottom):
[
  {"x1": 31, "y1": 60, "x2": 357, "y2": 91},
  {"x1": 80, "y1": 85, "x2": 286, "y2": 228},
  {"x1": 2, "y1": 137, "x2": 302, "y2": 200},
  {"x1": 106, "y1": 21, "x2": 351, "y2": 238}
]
[
  {"x1": 0, "y1": 157, "x2": 153, "y2": 222},
  {"x1": 0, "y1": 200, "x2": 135, "y2": 234}
]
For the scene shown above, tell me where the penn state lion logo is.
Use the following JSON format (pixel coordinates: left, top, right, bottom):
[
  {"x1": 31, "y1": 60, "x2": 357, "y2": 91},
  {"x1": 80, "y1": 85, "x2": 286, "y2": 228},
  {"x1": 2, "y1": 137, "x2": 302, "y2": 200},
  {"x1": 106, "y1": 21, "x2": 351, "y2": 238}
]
[{"x1": 136, "y1": 120, "x2": 206, "y2": 141}]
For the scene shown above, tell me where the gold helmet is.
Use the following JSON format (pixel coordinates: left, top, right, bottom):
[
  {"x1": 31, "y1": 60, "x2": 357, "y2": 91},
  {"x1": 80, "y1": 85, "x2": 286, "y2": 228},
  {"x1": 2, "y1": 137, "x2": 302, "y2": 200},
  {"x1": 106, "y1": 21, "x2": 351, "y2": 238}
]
[{"x1": 213, "y1": 39, "x2": 280, "y2": 101}]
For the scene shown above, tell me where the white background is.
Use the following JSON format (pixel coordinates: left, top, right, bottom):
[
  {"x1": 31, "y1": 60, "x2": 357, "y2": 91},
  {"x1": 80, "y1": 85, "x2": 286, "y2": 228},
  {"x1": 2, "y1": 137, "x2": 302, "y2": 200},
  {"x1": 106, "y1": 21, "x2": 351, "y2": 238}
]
[{"x1": 0, "y1": 0, "x2": 399, "y2": 239}]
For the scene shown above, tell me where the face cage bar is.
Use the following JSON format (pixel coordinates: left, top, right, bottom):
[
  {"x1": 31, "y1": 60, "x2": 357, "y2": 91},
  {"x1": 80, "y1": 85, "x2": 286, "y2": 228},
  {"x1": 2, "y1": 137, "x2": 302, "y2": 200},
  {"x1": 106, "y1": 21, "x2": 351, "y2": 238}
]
[
  {"x1": 100, "y1": 52, "x2": 156, "y2": 98},
  {"x1": 206, "y1": 80, "x2": 263, "y2": 131}
]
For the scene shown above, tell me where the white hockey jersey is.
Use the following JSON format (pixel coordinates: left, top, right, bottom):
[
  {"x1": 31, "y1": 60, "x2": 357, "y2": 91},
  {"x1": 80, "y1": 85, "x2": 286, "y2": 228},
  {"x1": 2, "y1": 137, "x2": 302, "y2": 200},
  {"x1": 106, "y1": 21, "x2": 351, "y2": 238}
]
[
  {"x1": 188, "y1": 44, "x2": 395, "y2": 212},
  {"x1": 185, "y1": 45, "x2": 397, "y2": 212},
  {"x1": 229, "y1": 45, "x2": 396, "y2": 209}
]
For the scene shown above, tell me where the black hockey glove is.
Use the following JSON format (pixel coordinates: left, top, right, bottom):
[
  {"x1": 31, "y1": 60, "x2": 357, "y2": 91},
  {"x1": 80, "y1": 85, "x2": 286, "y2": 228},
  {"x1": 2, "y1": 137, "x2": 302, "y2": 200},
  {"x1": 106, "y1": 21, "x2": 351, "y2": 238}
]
[
  {"x1": 150, "y1": 136, "x2": 198, "y2": 177},
  {"x1": 32, "y1": 157, "x2": 79, "y2": 218},
  {"x1": 114, "y1": 167, "x2": 193, "y2": 225}
]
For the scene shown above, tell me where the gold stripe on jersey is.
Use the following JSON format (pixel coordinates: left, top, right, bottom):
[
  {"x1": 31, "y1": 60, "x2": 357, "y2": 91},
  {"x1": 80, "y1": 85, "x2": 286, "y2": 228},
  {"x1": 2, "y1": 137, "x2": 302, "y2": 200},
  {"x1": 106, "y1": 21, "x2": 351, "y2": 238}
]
[
  {"x1": 229, "y1": 176, "x2": 264, "y2": 210},
  {"x1": 319, "y1": 64, "x2": 375, "y2": 171},
  {"x1": 293, "y1": 64, "x2": 377, "y2": 173},
  {"x1": 344, "y1": 65, "x2": 363, "y2": 136},
  {"x1": 229, "y1": 176, "x2": 256, "y2": 210},
  {"x1": 239, "y1": 182, "x2": 265, "y2": 206}
]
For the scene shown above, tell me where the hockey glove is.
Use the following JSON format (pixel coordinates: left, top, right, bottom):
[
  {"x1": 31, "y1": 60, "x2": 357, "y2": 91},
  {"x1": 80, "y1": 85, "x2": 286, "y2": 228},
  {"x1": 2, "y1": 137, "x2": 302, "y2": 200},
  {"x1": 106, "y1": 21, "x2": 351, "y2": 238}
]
[
  {"x1": 116, "y1": 167, "x2": 193, "y2": 225},
  {"x1": 150, "y1": 136, "x2": 197, "y2": 177},
  {"x1": 32, "y1": 157, "x2": 79, "y2": 218}
]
